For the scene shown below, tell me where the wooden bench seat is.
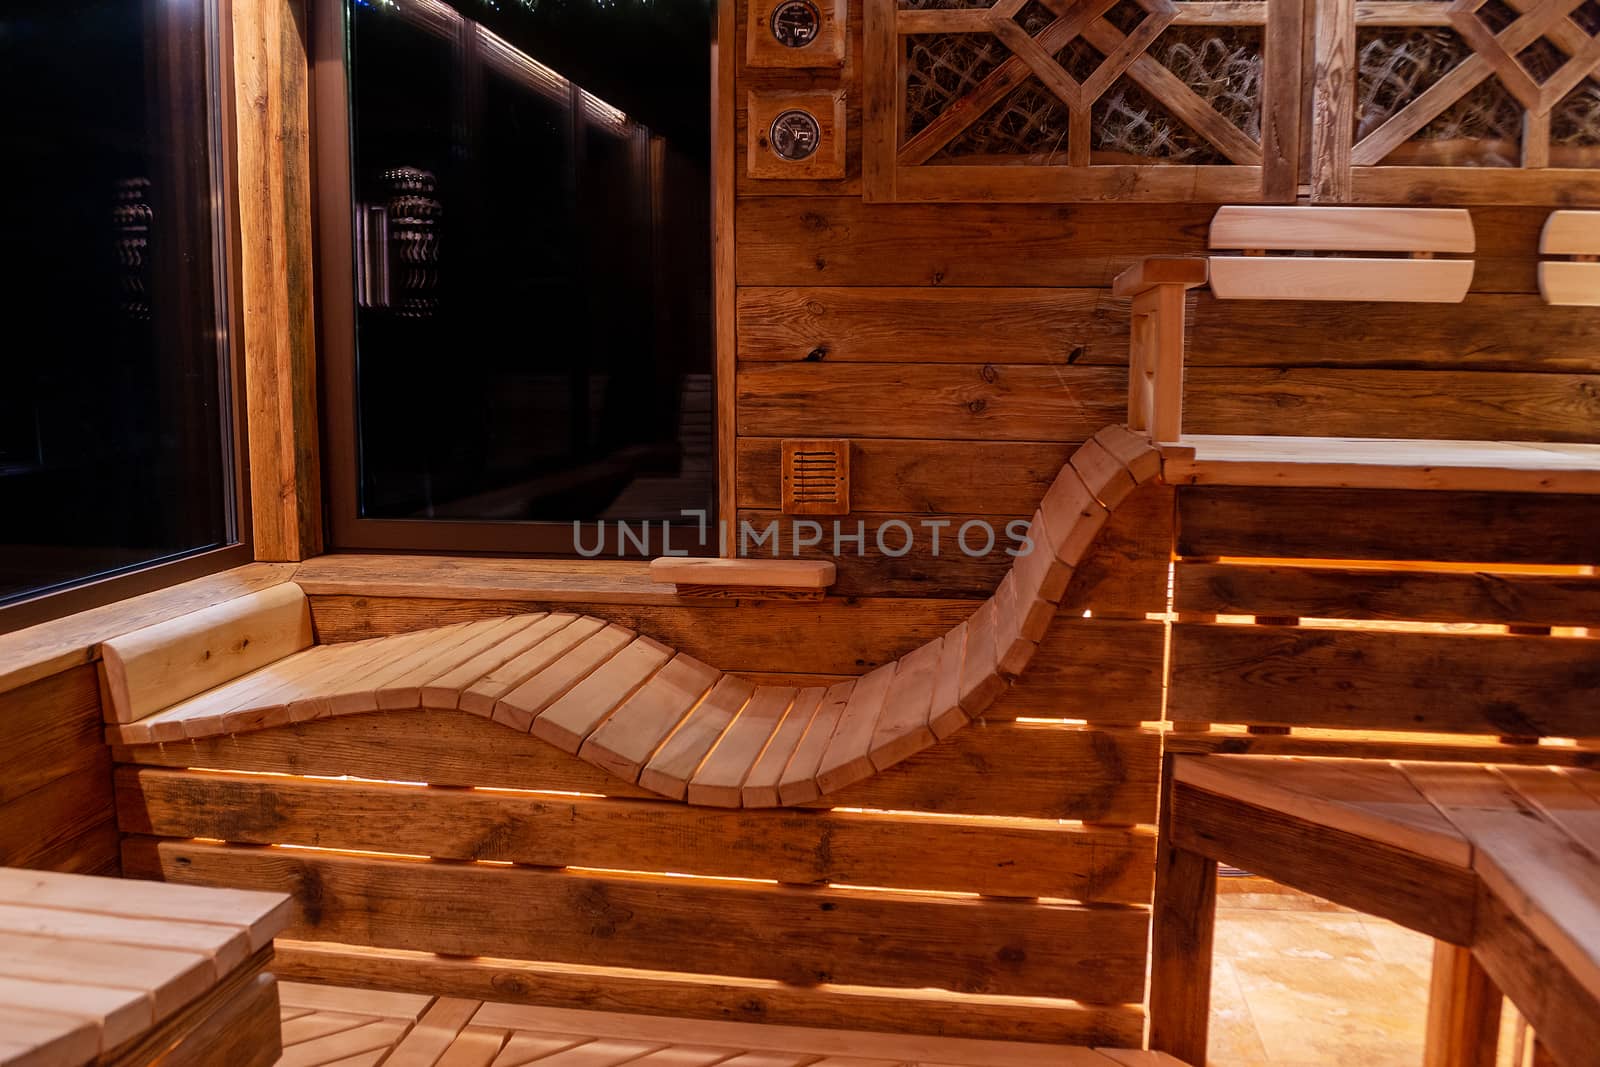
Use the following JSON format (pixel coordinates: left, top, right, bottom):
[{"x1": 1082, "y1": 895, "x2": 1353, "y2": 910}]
[
  {"x1": 1155, "y1": 755, "x2": 1600, "y2": 1067},
  {"x1": 0, "y1": 867, "x2": 289, "y2": 1067},
  {"x1": 1159, "y1": 435, "x2": 1600, "y2": 494},
  {"x1": 102, "y1": 426, "x2": 1160, "y2": 809},
  {"x1": 274, "y1": 982, "x2": 1193, "y2": 1066}
]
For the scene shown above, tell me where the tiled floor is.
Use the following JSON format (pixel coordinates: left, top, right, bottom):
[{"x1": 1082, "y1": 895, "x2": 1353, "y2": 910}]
[{"x1": 1209, "y1": 880, "x2": 1527, "y2": 1067}]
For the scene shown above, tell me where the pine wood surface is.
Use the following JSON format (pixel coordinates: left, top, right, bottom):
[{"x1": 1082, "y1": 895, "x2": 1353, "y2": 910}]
[{"x1": 0, "y1": 868, "x2": 287, "y2": 1065}]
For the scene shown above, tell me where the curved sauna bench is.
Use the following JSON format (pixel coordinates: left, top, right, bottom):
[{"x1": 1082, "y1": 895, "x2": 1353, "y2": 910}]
[{"x1": 103, "y1": 424, "x2": 1161, "y2": 810}]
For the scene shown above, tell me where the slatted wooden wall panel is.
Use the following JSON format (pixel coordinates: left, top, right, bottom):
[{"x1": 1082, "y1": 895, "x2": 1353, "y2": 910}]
[
  {"x1": 1167, "y1": 485, "x2": 1600, "y2": 755},
  {"x1": 115, "y1": 703, "x2": 1161, "y2": 1045}
]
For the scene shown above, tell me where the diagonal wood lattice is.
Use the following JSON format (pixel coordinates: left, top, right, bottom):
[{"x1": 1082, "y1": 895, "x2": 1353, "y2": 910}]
[
  {"x1": 1353, "y1": 0, "x2": 1600, "y2": 166},
  {"x1": 896, "y1": 0, "x2": 1262, "y2": 167},
  {"x1": 1450, "y1": 0, "x2": 1600, "y2": 113}
]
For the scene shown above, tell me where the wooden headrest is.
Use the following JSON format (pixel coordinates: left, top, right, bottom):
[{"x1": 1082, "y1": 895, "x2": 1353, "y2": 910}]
[
  {"x1": 1207, "y1": 206, "x2": 1476, "y2": 303},
  {"x1": 1539, "y1": 210, "x2": 1600, "y2": 306},
  {"x1": 98, "y1": 583, "x2": 313, "y2": 725}
]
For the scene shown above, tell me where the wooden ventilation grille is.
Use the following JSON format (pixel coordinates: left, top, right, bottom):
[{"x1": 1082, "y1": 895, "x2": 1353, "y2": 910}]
[{"x1": 781, "y1": 439, "x2": 850, "y2": 515}]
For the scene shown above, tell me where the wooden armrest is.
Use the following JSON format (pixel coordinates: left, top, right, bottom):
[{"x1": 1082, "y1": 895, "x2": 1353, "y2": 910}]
[
  {"x1": 1112, "y1": 256, "x2": 1208, "y2": 299},
  {"x1": 649, "y1": 558, "x2": 836, "y2": 590}
]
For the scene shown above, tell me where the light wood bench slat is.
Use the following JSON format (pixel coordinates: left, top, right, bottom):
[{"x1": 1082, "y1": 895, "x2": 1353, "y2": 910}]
[
  {"x1": 640, "y1": 676, "x2": 758, "y2": 801},
  {"x1": 1401, "y1": 763, "x2": 1600, "y2": 1004},
  {"x1": 419, "y1": 614, "x2": 549, "y2": 708},
  {"x1": 1209, "y1": 206, "x2": 1476, "y2": 252},
  {"x1": 0, "y1": 868, "x2": 289, "y2": 951},
  {"x1": 0, "y1": 931, "x2": 213, "y2": 1023},
  {"x1": 534, "y1": 636, "x2": 674, "y2": 754},
  {"x1": 687, "y1": 686, "x2": 795, "y2": 808},
  {"x1": 1172, "y1": 755, "x2": 1472, "y2": 867},
  {"x1": 458, "y1": 614, "x2": 588, "y2": 715},
  {"x1": 0, "y1": 1006, "x2": 99, "y2": 1067},
  {"x1": 1164, "y1": 435, "x2": 1600, "y2": 494},
  {"x1": 776, "y1": 680, "x2": 853, "y2": 806},
  {"x1": 497, "y1": 624, "x2": 637, "y2": 734},
  {"x1": 740, "y1": 686, "x2": 825, "y2": 809},
  {"x1": 377, "y1": 615, "x2": 537, "y2": 711},
  {"x1": 868, "y1": 639, "x2": 940, "y2": 773},
  {"x1": 581, "y1": 654, "x2": 724, "y2": 783},
  {"x1": 0, "y1": 975, "x2": 150, "y2": 1053},
  {"x1": 0, "y1": 903, "x2": 249, "y2": 980},
  {"x1": 1208, "y1": 257, "x2": 1474, "y2": 303},
  {"x1": 814, "y1": 663, "x2": 896, "y2": 796}
]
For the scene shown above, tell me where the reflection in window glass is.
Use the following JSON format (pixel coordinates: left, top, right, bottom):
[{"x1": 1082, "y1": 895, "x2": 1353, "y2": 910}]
[
  {"x1": 0, "y1": 1, "x2": 234, "y2": 607},
  {"x1": 347, "y1": 0, "x2": 714, "y2": 529}
]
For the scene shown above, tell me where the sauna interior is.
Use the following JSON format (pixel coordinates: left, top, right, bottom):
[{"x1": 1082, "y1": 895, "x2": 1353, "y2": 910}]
[{"x1": 3, "y1": 0, "x2": 1600, "y2": 1064}]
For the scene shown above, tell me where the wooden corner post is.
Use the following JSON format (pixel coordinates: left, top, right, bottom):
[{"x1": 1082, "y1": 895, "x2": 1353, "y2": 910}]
[
  {"x1": 234, "y1": 0, "x2": 323, "y2": 561},
  {"x1": 1112, "y1": 257, "x2": 1207, "y2": 445}
]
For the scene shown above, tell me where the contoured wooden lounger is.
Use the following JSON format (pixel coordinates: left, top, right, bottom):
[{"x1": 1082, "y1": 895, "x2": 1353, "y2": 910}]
[{"x1": 101, "y1": 425, "x2": 1162, "y2": 809}]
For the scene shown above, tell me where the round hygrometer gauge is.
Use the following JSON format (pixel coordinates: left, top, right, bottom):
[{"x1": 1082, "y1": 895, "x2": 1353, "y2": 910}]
[
  {"x1": 770, "y1": 0, "x2": 822, "y2": 48},
  {"x1": 768, "y1": 109, "x2": 822, "y2": 161}
]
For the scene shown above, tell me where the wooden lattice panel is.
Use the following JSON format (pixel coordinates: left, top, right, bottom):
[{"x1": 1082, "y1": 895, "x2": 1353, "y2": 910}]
[
  {"x1": 1314, "y1": 0, "x2": 1600, "y2": 202},
  {"x1": 864, "y1": 0, "x2": 1304, "y2": 201}
]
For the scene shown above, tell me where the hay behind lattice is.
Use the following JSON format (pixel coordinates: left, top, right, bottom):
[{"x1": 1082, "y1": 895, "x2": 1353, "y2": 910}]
[{"x1": 919, "y1": 20, "x2": 1262, "y2": 163}]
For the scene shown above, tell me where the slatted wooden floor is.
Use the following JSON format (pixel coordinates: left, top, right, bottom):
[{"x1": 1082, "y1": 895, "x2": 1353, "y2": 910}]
[
  {"x1": 275, "y1": 984, "x2": 1185, "y2": 1066},
  {"x1": 105, "y1": 426, "x2": 1162, "y2": 810}
]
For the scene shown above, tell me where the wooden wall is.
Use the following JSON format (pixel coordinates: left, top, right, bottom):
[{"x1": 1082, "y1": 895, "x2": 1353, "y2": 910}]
[
  {"x1": 0, "y1": 667, "x2": 119, "y2": 876},
  {"x1": 732, "y1": 4, "x2": 1600, "y2": 595}
]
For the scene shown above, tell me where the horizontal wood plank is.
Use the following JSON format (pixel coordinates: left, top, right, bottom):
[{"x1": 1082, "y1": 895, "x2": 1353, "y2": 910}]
[
  {"x1": 114, "y1": 767, "x2": 1153, "y2": 903},
  {"x1": 1176, "y1": 486, "x2": 1600, "y2": 564},
  {"x1": 735, "y1": 287, "x2": 1132, "y2": 364},
  {"x1": 1187, "y1": 293, "x2": 1600, "y2": 373},
  {"x1": 1175, "y1": 563, "x2": 1600, "y2": 626},
  {"x1": 737, "y1": 363, "x2": 1126, "y2": 441},
  {"x1": 114, "y1": 710, "x2": 1162, "y2": 823},
  {"x1": 0, "y1": 665, "x2": 104, "y2": 810},
  {"x1": 122, "y1": 838, "x2": 1151, "y2": 1002},
  {"x1": 735, "y1": 198, "x2": 1217, "y2": 287},
  {"x1": 1183, "y1": 368, "x2": 1600, "y2": 443},
  {"x1": 1170, "y1": 623, "x2": 1600, "y2": 736},
  {"x1": 270, "y1": 940, "x2": 1145, "y2": 1047}
]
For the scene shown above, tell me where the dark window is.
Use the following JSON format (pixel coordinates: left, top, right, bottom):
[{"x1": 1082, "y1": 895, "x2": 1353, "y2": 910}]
[
  {"x1": 327, "y1": 0, "x2": 714, "y2": 553},
  {"x1": 0, "y1": 0, "x2": 238, "y2": 609}
]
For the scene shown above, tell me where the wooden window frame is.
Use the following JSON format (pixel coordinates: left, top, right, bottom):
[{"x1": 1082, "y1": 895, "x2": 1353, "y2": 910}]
[
  {"x1": 311, "y1": 0, "x2": 722, "y2": 557},
  {"x1": 0, "y1": 0, "x2": 254, "y2": 636}
]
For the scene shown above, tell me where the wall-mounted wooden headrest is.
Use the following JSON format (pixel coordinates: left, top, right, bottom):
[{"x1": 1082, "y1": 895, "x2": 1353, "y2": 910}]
[
  {"x1": 98, "y1": 583, "x2": 313, "y2": 725},
  {"x1": 1539, "y1": 210, "x2": 1600, "y2": 306},
  {"x1": 1208, "y1": 206, "x2": 1476, "y2": 303}
]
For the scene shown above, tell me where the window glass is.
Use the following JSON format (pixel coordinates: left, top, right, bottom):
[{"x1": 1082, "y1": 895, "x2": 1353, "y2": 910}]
[
  {"x1": 345, "y1": 0, "x2": 714, "y2": 532},
  {"x1": 0, "y1": 0, "x2": 235, "y2": 606}
]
